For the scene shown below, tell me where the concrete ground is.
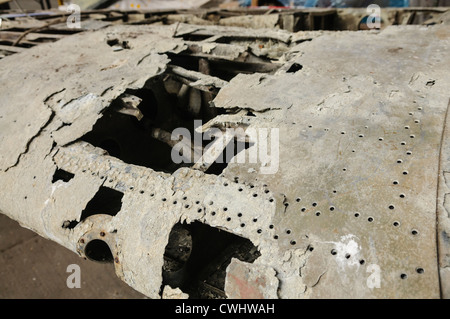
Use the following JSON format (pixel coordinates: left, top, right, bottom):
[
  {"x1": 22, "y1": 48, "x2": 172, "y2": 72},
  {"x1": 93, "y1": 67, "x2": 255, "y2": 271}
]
[{"x1": 0, "y1": 213, "x2": 146, "y2": 298}]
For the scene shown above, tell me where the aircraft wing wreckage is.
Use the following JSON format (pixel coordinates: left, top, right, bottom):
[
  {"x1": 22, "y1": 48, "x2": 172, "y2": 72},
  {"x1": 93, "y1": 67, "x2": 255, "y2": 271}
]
[{"x1": 0, "y1": 11, "x2": 449, "y2": 298}]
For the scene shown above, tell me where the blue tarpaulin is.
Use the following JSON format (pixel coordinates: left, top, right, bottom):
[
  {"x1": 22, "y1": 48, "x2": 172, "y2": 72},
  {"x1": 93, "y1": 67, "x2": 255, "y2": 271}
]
[{"x1": 239, "y1": 0, "x2": 409, "y2": 6}]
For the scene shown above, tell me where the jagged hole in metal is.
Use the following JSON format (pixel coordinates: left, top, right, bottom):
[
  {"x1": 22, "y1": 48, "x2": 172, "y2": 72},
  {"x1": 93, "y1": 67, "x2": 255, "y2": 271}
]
[{"x1": 162, "y1": 221, "x2": 260, "y2": 299}]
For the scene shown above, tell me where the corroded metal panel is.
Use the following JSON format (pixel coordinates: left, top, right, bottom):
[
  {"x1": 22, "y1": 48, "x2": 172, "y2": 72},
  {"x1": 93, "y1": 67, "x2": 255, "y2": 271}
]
[{"x1": 0, "y1": 22, "x2": 449, "y2": 299}]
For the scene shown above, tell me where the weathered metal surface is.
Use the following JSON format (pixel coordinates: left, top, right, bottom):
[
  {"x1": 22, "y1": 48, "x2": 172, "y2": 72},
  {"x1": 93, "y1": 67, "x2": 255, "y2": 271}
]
[
  {"x1": 437, "y1": 99, "x2": 450, "y2": 299},
  {"x1": 0, "y1": 20, "x2": 449, "y2": 299},
  {"x1": 216, "y1": 25, "x2": 450, "y2": 298},
  {"x1": 225, "y1": 258, "x2": 279, "y2": 299}
]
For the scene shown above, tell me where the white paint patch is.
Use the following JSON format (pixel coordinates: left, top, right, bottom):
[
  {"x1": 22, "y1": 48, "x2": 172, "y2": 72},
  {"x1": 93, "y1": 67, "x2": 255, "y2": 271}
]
[
  {"x1": 319, "y1": 234, "x2": 362, "y2": 269},
  {"x1": 44, "y1": 182, "x2": 67, "y2": 207},
  {"x1": 334, "y1": 234, "x2": 361, "y2": 268}
]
